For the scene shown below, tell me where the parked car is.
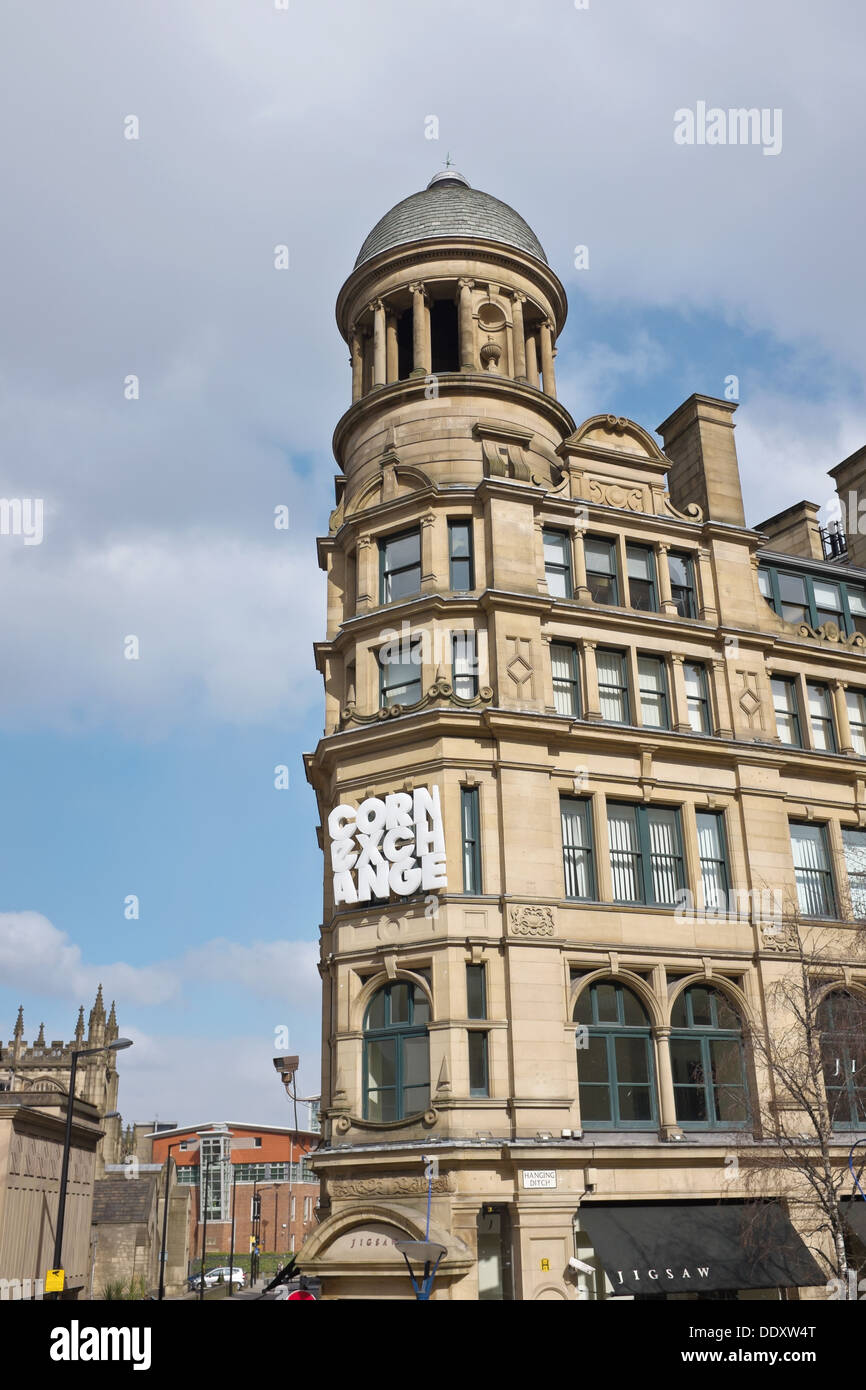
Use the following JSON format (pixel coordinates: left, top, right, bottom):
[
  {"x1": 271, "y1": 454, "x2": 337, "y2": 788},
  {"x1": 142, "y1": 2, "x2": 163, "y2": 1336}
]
[{"x1": 188, "y1": 1266, "x2": 245, "y2": 1289}]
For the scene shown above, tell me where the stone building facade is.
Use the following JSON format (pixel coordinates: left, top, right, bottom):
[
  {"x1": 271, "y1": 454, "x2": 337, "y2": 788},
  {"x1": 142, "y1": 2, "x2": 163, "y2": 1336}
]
[{"x1": 302, "y1": 170, "x2": 866, "y2": 1299}]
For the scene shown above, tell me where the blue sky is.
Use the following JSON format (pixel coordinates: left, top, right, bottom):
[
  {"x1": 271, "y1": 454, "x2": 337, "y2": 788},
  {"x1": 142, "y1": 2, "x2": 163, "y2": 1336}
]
[{"x1": 1, "y1": 0, "x2": 864, "y2": 1123}]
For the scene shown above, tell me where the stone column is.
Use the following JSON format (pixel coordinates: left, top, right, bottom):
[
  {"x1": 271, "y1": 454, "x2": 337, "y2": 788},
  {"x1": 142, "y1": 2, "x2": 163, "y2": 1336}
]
[
  {"x1": 833, "y1": 680, "x2": 856, "y2": 754},
  {"x1": 697, "y1": 547, "x2": 719, "y2": 624},
  {"x1": 370, "y1": 299, "x2": 386, "y2": 389},
  {"x1": 385, "y1": 311, "x2": 399, "y2": 384},
  {"x1": 525, "y1": 330, "x2": 540, "y2": 388},
  {"x1": 653, "y1": 1028, "x2": 683, "y2": 1139},
  {"x1": 458, "y1": 278, "x2": 477, "y2": 371},
  {"x1": 420, "y1": 512, "x2": 436, "y2": 593},
  {"x1": 539, "y1": 320, "x2": 557, "y2": 398},
  {"x1": 573, "y1": 527, "x2": 591, "y2": 601},
  {"x1": 349, "y1": 324, "x2": 363, "y2": 403},
  {"x1": 580, "y1": 641, "x2": 602, "y2": 720},
  {"x1": 656, "y1": 543, "x2": 678, "y2": 615},
  {"x1": 409, "y1": 282, "x2": 430, "y2": 377},
  {"x1": 711, "y1": 658, "x2": 734, "y2": 738},
  {"x1": 670, "y1": 654, "x2": 692, "y2": 732},
  {"x1": 355, "y1": 534, "x2": 375, "y2": 612},
  {"x1": 511, "y1": 293, "x2": 527, "y2": 381}
]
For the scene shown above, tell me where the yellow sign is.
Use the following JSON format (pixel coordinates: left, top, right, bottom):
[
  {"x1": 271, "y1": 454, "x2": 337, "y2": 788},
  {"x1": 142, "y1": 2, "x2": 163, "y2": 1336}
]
[
  {"x1": 46, "y1": 1268, "x2": 65, "y2": 1293},
  {"x1": 540, "y1": 1258, "x2": 550, "y2": 1272}
]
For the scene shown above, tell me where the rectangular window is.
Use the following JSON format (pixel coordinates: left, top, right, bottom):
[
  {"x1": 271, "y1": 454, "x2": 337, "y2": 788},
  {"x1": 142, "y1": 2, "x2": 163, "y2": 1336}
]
[
  {"x1": 760, "y1": 566, "x2": 866, "y2": 639},
  {"x1": 380, "y1": 528, "x2": 422, "y2": 603},
  {"x1": 696, "y1": 811, "x2": 730, "y2": 911},
  {"x1": 543, "y1": 529, "x2": 573, "y2": 598},
  {"x1": 847, "y1": 688, "x2": 866, "y2": 755},
  {"x1": 637, "y1": 654, "x2": 669, "y2": 729},
  {"x1": 379, "y1": 638, "x2": 423, "y2": 709},
  {"x1": 684, "y1": 661, "x2": 710, "y2": 733},
  {"x1": 551, "y1": 641, "x2": 580, "y2": 717},
  {"x1": 461, "y1": 787, "x2": 482, "y2": 894},
  {"x1": 585, "y1": 536, "x2": 618, "y2": 605},
  {"x1": 626, "y1": 544, "x2": 656, "y2": 611},
  {"x1": 807, "y1": 682, "x2": 836, "y2": 751},
  {"x1": 466, "y1": 963, "x2": 487, "y2": 1019},
  {"x1": 291, "y1": 1195, "x2": 296, "y2": 1221},
  {"x1": 778, "y1": 571, "x2": 809, "y2": 626},
  {"x1": 448, "y1": 519, "x2": 474, "y2": 591},
  {"x1": 771, "y1": 676, "x2": 802, "y2": 746},
  {"x1": 596, "y1": 648, "x2": 630, "y2": 723},
  {"x1": 847, "y1": 587, "x2": 866, "y2": 637},
  {"x1": 304, "y1": 1196, "x2": 313, "y2": 1222},
  {"x1": 607, "y1": 803, "x2": 684, "y2": 906},
  {"x1": 842, "y1": 828, "x2": 866, "y2": 920},
  {"x1": 468, "y1": 1031, "x2": 489, "y2": 1097},
  {"x1": 561, "y1": 797, "x2": 595, "y2": 900},
  {"x1": 451, "y1": 630, "x2": 478, "y2": 699},
  {"x1": 813, "y1": 579, "x2": 844, "y2": 629},
  {"x1": 668, "y1": 552, "x2": 697, "y2": 618},
  {"x1": 790, "y1": 822, "x2": 836, "y2": 918}
]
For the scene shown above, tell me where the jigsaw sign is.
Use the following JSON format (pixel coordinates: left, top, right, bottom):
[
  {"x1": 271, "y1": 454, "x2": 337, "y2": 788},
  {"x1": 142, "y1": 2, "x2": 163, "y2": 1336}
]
[{"x1": 328, "y1": 786, "x2": 447, "y2": 905}]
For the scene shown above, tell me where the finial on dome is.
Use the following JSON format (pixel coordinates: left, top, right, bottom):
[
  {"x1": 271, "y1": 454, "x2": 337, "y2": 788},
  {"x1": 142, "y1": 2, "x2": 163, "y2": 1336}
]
[{"x1": 427, "y1": 166, "x2": 470, "y2": 190}]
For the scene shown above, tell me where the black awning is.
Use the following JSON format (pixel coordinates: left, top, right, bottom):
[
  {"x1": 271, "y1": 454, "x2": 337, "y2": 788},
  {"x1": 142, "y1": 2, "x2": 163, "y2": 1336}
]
[
  {"x1": 579, "y1": 1202, "x2": 824, "y2": 1295},
  {"x1": 841, "y1": 1199, "x2": 866, "y2": 1244}
]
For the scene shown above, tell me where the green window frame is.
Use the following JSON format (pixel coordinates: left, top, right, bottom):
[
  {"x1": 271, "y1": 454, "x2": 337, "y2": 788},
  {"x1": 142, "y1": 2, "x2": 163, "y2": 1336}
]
[
  {"x1": 561, "y1": 797, "x2": 595, "y2": 900},
  {"x1": 573, "y1": 981, "x2": 657, "y2": 1130},
  {"x1": 817, "y1": 990, "x2": 866, "y2": 1130},
  {"x1": 807, "y1": 682, "x2": 837, "y2": 751},
  {"x1": 607, "y1": 802, "x2": 685, "y2": 906},
  {"x1": 842, "y1": 827, "x2": 866, "y2": 920},
  {"x1": 626, "y1": 544, "x2": 657, "y2": 611},
  {"x1": 543, "y1": 529, "x2": 573, "y2": 598},
  {"x1": 468, "y1": 1030, "x2": 489, "y2": 1097},
  {"x1": 684, "y1": 661, "x2": 711, "y2": 733},
  {"x1": 551, "y1": 641, "x2": 580, "y2": 717},
  {"x1": 585, "y1": 535, "x2": 619, "y2": 605},
  {"x1": 461, "y1": 786, "x2": 482, "y2": 894},
  {"x1": 670, "y1": 986, "x2": 749, "y2": 1130},
  {"x1": 668, "y1": 551, "x2": 697, "y2": 618},
  {"x1": 789, "y1": 821, "x2": 837, "y2": 919},
  {"x1": 596, "y1": 648, "x2": 630, "y2": 724},
  {"x1": 846, "y1": 688, "x2": 866, "y2": 755},
  {"x1": 379, "y1": 528, "x2": 422, "y2": 604},
  {"x1": 466, "y1": 963, "x2": 487, "y2": 1018},
  {"x1": 758, "y1": 564, "x2": 866, "y2": 639},
  {"x1": 696, "y1": 810, "x2": 730, "y2": 912},
  {"x1": 448, "y1": 519, "x2": 474, "y2": 591},
  {"x1": 363, "y1": 981, "x2": 431, "y2": 1122},
  {"x1": 637, "y1": 653, "x2": 669, "y2": 729},
  {"x1": 379, "y1": 637, "x2": 422, "y2": 709},
  {"x1": 771, "y1": 675, "x2": 802, "y2": 746},
  {"x1": 451, "y1": 630, "x2": 478, "y2": 699}
]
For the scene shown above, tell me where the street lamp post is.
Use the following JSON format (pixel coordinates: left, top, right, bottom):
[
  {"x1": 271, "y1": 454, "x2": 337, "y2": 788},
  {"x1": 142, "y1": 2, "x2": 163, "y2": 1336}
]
[{"x1": 50, "y1": 1037, "x2": 133, "y2": 1298}]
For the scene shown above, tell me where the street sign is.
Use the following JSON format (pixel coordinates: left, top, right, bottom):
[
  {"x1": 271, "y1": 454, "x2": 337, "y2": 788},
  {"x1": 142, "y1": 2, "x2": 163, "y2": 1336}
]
[{"x1": 45, "y1": 1268, "x2": 64, "y2": 1293}]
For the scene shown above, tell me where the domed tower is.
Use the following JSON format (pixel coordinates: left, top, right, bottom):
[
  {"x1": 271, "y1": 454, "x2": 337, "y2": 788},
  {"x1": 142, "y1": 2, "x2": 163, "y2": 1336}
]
[{"x1": 304, "y1": 169, "x2": 581, "y2": 1297}]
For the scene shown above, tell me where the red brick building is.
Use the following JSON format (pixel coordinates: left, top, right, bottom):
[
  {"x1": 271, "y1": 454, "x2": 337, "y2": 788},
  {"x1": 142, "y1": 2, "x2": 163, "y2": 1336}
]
[{"x1": 147, "y1": 1121, "x2": 320, "y2": 1265}]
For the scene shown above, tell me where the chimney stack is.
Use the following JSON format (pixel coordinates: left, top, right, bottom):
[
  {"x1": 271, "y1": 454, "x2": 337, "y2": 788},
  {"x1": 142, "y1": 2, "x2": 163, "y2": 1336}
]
[
  {"x1": 829, "y1": 445, "x2": 866, "y2": 570},
  {"x1": 657, "y1": 394, "x2": 744, "y2": 527}
]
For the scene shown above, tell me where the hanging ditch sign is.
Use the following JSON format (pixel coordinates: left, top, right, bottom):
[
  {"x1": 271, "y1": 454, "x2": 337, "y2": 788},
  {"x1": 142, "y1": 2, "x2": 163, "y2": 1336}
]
[{"x1": 328, "y1": 786, "x2": 448, "y2": 905}]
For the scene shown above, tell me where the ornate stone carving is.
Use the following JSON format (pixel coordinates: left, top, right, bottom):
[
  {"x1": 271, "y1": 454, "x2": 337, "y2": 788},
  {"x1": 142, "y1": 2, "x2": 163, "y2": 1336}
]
[
  {"x1": 505, "y1": 636, "x2": 535, "y2": 697},
  {"x1": 760, "y1": 921, "x2": 801, "y2": 953},
  {"x1": 797, "y1": 621, "x2": 866, "y2": 648},
  {"x1": 331, "y1": 1173, "x2": 455, "y2": 1198},
  {"x1": 509, "y1": 904, "x2": 555, "y2": 937},
  {"x1": 341, "y1": 678, "x2": 493, "y2": 726},
  {"x1": 587, "y1": 477, "x2": 644, "y2": 512},
  {"x1": 736, "y1": 671, "x2": 764, "y2": 729}
]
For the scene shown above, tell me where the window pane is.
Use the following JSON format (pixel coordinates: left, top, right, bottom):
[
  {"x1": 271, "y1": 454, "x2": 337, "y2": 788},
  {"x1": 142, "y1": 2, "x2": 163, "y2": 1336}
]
[
  {"x1": 367, "y1": 1038, "x2": 396, "y2": 1089},
  {"x1": 843, "y1": 828, "x2": 866, "y2": 919},
  {"x1": 449, "y1": 522, "x2": 470, "y2": 557},
  {"x1": 638, "y1": 656, "x2": 668, "y2": 729},
  {"x1": 778, "y1": 572, "x2": 808, "y2": 624},
  {"x1": 684, "y1": 662, "x2": 709, "y2": 733},
  {"x1": 390, "y1": 983, "x2": 410, "y2": 1024},
  {"x1": 411, "y1": 987, "x2": 430, "y2": 1026},
  {"x1": 551, "y1": 642, "x2": 579, "y2": 717},
  {"x1": 846, "y1": 690, "x2": 866, "y2": 754},
  {"x1": 402, "y1": 1032, "x2": 429, "y2": 1086},
  {"x1": 595, "y1": 982, "x2": 619, "y2": 1022},
  {"x1": 758, "y1": 568, "x2": 772, "y2": 598},
  {"x1": 608, "y1": 804, "x2": 641, "y2": 901},
  {"x1": 468, "y1": 1031, "x2": 488, "y2": 1094},
  {"x1": 621, "y1": 986, "x2": 648, "y2": 1026},
  {"x1": 367, "y1": 990, "x2": 385, "y2": 1030},
  {"x1": 597, "y1": 650, "x2": 627, "y2": 723},
  {"x1": 618, "y1": 1083, "x2": 652, "y2": 1122},
  {"x1": 573, "y1": 989, "x2": 593, "y2": 1025},
  {"x1": 543, "y1": 531, "x2": 569, "y2": 566},
  {"x1": 615, "y1": 1035, "x2": 651, "y2": 1083},
  {"x1": 771, "y1": 677, "x2": 800, "y2": 745},
  {"x1": 562, "y1": 798, "x2": 593, "y2": 899},
  {"x1": 452, "y1": 631, "x2": 478, "y2": 699},
  {"x1": 689, "y1": 987, "x2": 713, "y2": 1026},
  {"x1": 813, "y1": 580, "x2": 841, "y2": 611},
  {"x1": 585, "y1": 538, "x2": 615, "y2": 574},
  {"x1": 466, "y1": 964, "x2": 486, "y2": 1019},
  {"x1": 647, "y1": 807, "x2": 681, "y2": 904},
  {"x1": 790, "y1": 823, "x2": 834, "y2": 916}
]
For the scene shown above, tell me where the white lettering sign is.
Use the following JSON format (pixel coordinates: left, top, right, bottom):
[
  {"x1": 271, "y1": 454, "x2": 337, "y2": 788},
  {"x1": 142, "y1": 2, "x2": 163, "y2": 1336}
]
[
  {"x1": 328, "y1": 786, "x2": 447, "y2": 905},
  {"x1": 522, "y1": 1170, "x2": 557, "y2": 1190}
]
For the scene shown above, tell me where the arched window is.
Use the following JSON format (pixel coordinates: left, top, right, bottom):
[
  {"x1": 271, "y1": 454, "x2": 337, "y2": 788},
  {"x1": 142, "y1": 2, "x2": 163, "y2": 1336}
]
[
  {"x1": 670, "y1": 986, "x2": 749, "y2": 1129},
  {"x1": 363, "y1": 981, "x2": 430, "y2": 1122},
  {"x1": 817, "y1": 990, "x2": 866, "y2": 1129},
  {"x1": 573, "y1": 981, "x2": 656, "y2": 1129}
]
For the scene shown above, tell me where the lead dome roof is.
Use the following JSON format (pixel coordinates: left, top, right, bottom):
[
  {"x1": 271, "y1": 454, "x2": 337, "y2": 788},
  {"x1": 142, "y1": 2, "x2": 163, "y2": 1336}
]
[{"x1": 354, "y1": 170, "x2": 548, "y2": 269}]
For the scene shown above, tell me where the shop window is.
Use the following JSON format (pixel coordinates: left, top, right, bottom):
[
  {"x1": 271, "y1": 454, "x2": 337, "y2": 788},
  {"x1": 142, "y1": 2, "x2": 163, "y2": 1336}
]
[
  {"x1": 818, "y1": 990, "x2": 866, "y2": 1129},
  {"x1": 573, "y1": 981, "x2": 656, "y2": 1130},
  {"x1": 670, "y1": 986, "x2": 749, "y2": 1129},
  {"x1": 363, "y1": 981, "x2": 430, "y2": 1122}
]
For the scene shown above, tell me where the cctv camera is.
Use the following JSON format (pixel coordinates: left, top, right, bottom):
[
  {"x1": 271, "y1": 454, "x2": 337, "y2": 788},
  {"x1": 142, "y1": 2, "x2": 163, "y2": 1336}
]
[
  {"x1": 273, "y1": 1055, "x2": 299, "y2": 1073},
  {"x1": 568, "y1": 1257, "x2": 594, "y2": 1275}
]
